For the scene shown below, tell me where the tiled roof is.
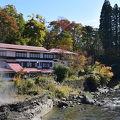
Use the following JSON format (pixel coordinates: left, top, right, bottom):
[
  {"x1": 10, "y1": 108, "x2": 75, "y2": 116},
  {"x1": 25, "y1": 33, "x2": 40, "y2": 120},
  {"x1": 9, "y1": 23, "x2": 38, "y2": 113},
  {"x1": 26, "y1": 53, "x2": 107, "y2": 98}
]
[
  {"x1": 23, "y1": 68, "x2": 41, "y2": 73},
  {"x1": 23, "y1": 68, "x2": 53, "y2": 73},
  {"x1": 7, "y1": 63, "x2": 53, "y2": 73},
  {"x1": 0, "y1": 43, "x2": 48, "y2": 52},
  {"x1": 8, "y1": 63, "x2": 23, "y2": 72},
  {"x1": 0, "y1": 68, "x2": 14, "y2": 72},
  {"x1": 40, "y1": 69, "x2": 53, "y2": 73},
  {"x1": 49, "y1": 48, "x2": 77, "y2": 55}
]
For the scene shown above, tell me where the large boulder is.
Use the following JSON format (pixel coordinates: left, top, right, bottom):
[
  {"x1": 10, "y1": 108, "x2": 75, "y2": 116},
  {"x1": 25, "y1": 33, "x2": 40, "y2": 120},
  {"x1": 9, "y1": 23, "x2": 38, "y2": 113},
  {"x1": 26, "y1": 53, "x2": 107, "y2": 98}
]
[{"x1": 80, "y1": 95, "x2": 95, "y2": 104}]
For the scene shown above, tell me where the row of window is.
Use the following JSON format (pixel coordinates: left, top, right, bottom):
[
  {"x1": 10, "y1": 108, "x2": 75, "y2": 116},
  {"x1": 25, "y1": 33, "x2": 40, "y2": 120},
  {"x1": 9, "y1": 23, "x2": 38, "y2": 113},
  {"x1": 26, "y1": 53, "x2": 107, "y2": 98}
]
[
  {"x1": 16, "y1": 52, "x2": 53, "y2": 59},
  {"x1": 30, "y1": 53, "x2": 41, "y2": 58},
  {"x1": 0, "y1": 51, "x2": 55, "y2": 59},
  {"x1": 43, "y1": 54, "x2": 53, "y2": 59},
  {"x1": 20, "y1": 62, "x2": 52, "y2": 68},
  {"x1": 16, "y1": 52, "x2": 27, "y2": 58},
  {"x1": 0, "y1": 51, "x2": 6, "y2": 57},
  {"x1": 0, "y1": 73, "x2": 14, "y2": 78}
]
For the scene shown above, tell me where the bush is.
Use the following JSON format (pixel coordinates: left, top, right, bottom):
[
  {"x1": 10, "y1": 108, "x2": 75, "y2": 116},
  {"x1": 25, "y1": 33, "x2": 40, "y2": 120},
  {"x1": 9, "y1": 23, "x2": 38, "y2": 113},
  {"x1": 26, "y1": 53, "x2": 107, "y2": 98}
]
[
  {"x1": 54, "y1": 85, "x2": 72, "y2": 98},
  {"x1": 54, "y1": 64, "x2": 69, "y2": 82},
  {"x1": 17, "y1": 79, "x2": 36, "y2": 95},
  {"x1": 35, "y1": 76, "x2": 54, "y2": 89},
  {"x1": 84, "y1": 74, "x2": 100, "y2": 92},
  {"x1": 84, "y1": 62, "x2": 114, "y2": 91}
]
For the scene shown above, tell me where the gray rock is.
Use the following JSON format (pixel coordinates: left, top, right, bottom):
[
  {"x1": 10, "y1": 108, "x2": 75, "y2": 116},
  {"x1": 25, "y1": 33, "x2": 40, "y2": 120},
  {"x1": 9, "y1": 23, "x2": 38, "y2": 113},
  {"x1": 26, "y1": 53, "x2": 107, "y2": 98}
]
[
  {"x1": 0, "y1": 94, "x2": 53, "y2": 120},
  {"x1": 57, "y1": 101, "x2": 69, "y2": 108},
  {"x1": 81, "y1": 95, "x2": 95, "y2": 104}
]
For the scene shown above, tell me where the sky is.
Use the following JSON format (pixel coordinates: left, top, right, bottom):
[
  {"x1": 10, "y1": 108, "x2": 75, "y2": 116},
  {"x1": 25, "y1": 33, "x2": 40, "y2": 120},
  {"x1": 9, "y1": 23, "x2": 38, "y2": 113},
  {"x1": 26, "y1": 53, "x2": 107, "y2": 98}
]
[{"x1": 0, "y1": 0, "x2": 120, "y2": 28}]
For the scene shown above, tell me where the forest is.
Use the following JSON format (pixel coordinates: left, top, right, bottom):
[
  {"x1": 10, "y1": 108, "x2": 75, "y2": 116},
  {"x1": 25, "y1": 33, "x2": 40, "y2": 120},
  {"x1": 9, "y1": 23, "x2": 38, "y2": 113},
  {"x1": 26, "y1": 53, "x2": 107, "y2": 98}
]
[{"x1": 0, "y1": 0, "x2": 120, "y2": 85}]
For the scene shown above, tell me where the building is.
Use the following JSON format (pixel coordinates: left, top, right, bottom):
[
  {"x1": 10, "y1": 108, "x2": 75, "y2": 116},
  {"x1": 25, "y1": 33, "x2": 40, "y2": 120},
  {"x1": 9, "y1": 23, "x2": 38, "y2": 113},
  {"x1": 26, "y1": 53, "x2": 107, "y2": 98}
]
[
  {"x1": 49, "y1": 48, "x2": 77, "y2": 65},
  {"x1": 0, "y1": 43, "x2": 77, "y2": 81},
  {"x1": 0, "y1": 43, "x2": 54, "y2": 80}
]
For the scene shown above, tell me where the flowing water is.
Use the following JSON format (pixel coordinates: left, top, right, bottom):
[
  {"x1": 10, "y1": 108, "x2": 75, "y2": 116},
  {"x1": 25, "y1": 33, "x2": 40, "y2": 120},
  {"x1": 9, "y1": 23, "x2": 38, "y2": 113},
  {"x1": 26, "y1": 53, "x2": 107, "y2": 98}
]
[
  {"x1": 43, "y1": 105, "x2": 120, "y2": 120},
  {"x1": 43, "y1": 90, "x2": 120, "y2": 120}
]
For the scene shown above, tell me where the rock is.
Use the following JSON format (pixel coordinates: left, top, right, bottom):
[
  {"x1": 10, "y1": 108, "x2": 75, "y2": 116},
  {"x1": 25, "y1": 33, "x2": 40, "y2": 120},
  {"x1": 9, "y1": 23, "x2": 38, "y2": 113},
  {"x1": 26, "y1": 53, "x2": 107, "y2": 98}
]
[
  {"x1": 81, "y1": 95, "x2": 95, "y2": 105},
  {"x1": 0, "y1": 94, "x2": 53, "y2": 120},
  {"x1": 98, "y1": 88, "x2": 109, "y2": 94},
  {"x1": 61, "y1": 98, "x2": 67, "y2": 101},
  {"x1": 57, "y1": 101, "x2": 69, "y2": 108}
]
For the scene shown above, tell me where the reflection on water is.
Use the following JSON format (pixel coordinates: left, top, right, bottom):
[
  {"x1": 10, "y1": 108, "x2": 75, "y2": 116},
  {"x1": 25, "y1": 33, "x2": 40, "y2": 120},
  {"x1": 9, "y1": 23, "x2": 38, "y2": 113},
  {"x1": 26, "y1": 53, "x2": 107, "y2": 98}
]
[{"x1": 43, "y1": 105, "x2": 120, "y2": 120}]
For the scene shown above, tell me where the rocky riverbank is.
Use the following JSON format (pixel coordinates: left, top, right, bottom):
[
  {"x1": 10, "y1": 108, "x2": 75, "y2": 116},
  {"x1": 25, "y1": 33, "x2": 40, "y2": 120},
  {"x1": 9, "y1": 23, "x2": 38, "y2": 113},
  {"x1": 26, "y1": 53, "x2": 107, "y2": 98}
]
[
  {"x1": 0, "y1": 94, "x2": 53, "y2": 120},
  {"x1": 54, "y1": 87, "x2": 120, "y2": 108},
  {"x1": 0, "y1": 86, "x2": 120, "y2": 120}
]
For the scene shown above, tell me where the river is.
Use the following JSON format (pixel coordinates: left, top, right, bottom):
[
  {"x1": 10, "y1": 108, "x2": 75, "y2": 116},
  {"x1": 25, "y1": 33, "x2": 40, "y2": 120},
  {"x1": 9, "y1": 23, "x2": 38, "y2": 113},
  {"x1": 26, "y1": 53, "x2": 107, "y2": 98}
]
[
  {"x1": 43, "y1": 89, "x2": 120, "y2": 120},
  {"x1": 43, "y1": 104, "x2": 120, "y2": 120}
]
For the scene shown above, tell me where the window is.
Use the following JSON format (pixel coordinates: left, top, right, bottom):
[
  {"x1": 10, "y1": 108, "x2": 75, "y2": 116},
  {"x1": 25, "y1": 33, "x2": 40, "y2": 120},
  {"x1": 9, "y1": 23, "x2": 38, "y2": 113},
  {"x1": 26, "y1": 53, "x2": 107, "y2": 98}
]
[
  {"x1": 16, "y1": 52, "x2": 27, "y2": 58},
  {"x1": 0, "y1": 51, "x2": 6, "y2": 56},
  {"x1": 30, "y1": 53, "x2": 41, "y2": 58},
  {"x1": 42, "y1": 62, "x2": 52, "y2": 68},
  {"x1": 43, "y1": 54, "x2": 53, "y2": 59}
]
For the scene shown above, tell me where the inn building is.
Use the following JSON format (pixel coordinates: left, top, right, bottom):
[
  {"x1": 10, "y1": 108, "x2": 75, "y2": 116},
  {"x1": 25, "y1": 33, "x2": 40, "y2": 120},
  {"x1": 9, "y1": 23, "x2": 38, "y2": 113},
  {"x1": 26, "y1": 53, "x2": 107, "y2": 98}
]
[{"x1": 0, "y1": 43, "x2": 76, "y2": 81}]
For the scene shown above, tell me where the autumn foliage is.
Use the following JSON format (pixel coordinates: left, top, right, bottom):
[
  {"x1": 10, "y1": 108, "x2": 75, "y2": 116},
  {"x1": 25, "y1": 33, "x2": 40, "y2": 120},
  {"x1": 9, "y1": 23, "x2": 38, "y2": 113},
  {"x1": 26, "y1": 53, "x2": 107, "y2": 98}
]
[{"x1": 84, "y1": 61, "x2": 114, "y2": 91}]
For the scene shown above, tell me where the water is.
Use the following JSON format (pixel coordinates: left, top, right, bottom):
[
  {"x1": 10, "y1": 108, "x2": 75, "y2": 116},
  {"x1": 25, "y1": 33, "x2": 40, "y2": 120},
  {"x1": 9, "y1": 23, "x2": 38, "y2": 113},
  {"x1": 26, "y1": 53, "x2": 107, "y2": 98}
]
[
  {"x1": 43, "y1": 90, "x2": 120, "y2": 120},
  {"x1": 43, "y1": 105, "x2": 120, "y2": 120}
]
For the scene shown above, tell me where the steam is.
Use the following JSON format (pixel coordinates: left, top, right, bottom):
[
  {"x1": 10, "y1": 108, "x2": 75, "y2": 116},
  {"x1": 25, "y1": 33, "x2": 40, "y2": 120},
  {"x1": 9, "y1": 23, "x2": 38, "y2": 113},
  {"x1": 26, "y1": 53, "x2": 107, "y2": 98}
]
[{"x1": 0, "y1": 67, "x2": 17, "y2": 105}]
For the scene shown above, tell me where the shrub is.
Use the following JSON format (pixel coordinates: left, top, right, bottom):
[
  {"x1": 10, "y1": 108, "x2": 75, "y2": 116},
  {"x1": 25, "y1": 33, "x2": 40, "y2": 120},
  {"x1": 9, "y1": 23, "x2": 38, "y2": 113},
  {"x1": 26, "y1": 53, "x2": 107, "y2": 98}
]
[
  {"x1": 17, "y1": 79, "x2": 36, "y2": 95},
  {"x1": 54, "y1": 64, "x2": 69, "y2": 82},
  {"x1": 84, "y1": 74, "x2": 100, "y2": 92},
  {"x1": 54, "y1": 85, "x2": 72, "y2": 98},
  {"x1": 84, "y1": 62, "x2": 114, "y2": 91},
  {"x1": 35, "y1": 76, "x2": 54, "y2": 89}
]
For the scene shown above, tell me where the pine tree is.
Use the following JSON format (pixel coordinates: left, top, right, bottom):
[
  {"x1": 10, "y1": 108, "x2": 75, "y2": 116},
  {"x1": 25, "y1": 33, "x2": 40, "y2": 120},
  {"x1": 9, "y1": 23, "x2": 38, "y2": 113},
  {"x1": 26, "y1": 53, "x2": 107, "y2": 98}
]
[
  {"x1": 112, "y1": 4, "x2": 120, "y2": 51},
  {"x1": 118, "y1": 7, "x2": 120, "y2": 49},
  {"x1": 99, "y1": 0, "x2": 113, "y2": 50}
]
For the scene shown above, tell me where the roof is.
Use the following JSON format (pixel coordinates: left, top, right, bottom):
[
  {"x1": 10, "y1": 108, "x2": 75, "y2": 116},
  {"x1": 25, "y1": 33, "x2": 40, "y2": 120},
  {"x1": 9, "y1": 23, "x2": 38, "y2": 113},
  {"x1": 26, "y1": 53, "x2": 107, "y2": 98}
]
[
  {"x1": 7, "y1": 63, "x2": 53, "y2": 73},
  {"x1": 0, "y1": 43, "x2": 48, "y2": 52},
  {"x1": 49, "y1": 48, "x2": 77, "y2": 55},
  {"x1": 0, "y1": 68, "x2": 14, "y2": 72},
  {"x1": 23, "y1": 68, "x2": 41, "y2": 73},
  {"x1": 40, "y1": 69, "x2": 53, "y2": 73},
  {"x1": 8, "y1": 63, "x2": 23, "y2": 72},
  {"x1": 23, "y1": 68, "x2": 53, "y2": 73}
]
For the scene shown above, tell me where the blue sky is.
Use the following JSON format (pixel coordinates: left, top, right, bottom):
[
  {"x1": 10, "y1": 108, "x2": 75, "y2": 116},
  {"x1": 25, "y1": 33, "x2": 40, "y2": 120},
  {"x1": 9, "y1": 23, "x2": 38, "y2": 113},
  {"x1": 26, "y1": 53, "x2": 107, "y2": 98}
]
[{"x1": 0, "y1": 0, "x2": 120, "y2": 28}]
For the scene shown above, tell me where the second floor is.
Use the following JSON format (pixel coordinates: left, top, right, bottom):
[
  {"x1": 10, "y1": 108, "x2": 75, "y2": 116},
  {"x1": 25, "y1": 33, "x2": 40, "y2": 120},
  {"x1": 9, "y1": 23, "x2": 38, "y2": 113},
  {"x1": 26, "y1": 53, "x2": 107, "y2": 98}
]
[{"x1": 0, "y1": 50, "x2": 54, "y2": 60}]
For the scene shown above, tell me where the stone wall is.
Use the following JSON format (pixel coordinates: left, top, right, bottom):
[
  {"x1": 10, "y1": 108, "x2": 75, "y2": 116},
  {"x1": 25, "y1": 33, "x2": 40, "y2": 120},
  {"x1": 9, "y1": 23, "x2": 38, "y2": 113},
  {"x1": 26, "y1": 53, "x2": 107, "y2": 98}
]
[{"x1": 0, "y1": 94, "x2": 53, "y2": 120}]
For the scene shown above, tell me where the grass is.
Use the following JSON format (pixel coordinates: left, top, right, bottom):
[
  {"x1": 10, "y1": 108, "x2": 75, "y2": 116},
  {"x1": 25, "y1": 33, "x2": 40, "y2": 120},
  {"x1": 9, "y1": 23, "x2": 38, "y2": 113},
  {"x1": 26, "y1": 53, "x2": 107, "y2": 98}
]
[
  {"x1": 15, "y1": 76, "x2": 75, "y2": 99},
  {"x1": 64, "y1": 75, "x2": 85, "y2": 81}
]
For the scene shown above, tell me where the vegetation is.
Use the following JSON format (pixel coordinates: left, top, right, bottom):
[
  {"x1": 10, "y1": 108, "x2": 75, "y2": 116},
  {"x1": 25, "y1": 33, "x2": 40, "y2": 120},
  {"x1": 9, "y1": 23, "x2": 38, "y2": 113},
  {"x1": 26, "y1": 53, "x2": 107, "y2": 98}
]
[
  {"x1": 54, "y1": 64, "x2": 69, "y2": 82},
  {"x1": 15, "y1": 76, "x2": 74, "y2": 99},
  {"x1": 84, "y1": 62, "x2": 114, "y2": 91},
  {"x1": 1, "y1": 0, "x2": 120, "y2": 94}
]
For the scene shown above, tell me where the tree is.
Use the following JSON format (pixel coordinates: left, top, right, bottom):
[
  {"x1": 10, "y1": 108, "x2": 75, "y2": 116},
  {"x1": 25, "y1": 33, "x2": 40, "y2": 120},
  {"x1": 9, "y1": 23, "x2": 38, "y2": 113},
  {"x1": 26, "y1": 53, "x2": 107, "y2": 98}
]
[
  {"x1": 99, "y1": 0, "x2": 113, "y2": 51},
  {"x1": 56, "y1": 31, "x2": 73, "y2": 50},
  {"x1": 23, "y1": 15, "x2": 46, "y2": 46},
  {"x1": 112, "y1": 4, "x2": 120, "y2": 53},
  {"x1": 0, "y1": 11, "x2": 20, "y2": 43},
  {"x1": 44, "y1": 19, "x2": 75, "y2": 50},
  {"x1": 80, "y1": 26, "x2": 104, "y2": 57},
  {"x1": 2, "y1": 5, "x2": 25, "y2": 33},
  {"x1": 70, "y1": 23, "x2": 83, "y2": 51}
]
